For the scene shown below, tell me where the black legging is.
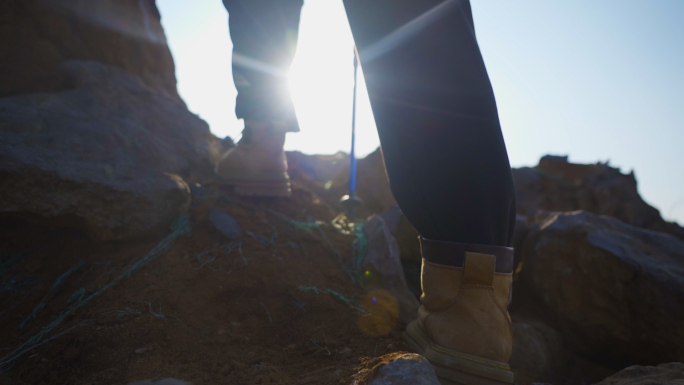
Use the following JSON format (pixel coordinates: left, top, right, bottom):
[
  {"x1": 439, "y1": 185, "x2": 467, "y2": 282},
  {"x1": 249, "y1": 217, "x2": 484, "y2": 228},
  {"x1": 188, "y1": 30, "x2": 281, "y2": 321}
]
[
  {"x1": 222, "y1": 0, "x2": 516, "y2": 248},
  {"x1": 222, "y1": 0, "x2": 303, "y2": 131}
]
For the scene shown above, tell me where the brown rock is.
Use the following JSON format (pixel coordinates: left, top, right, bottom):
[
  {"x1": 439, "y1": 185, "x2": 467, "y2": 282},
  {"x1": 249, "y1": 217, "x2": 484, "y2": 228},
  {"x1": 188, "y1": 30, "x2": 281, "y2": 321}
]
[
  {"x1": 0, "y1": 0, "x2": 178, "y2": 99},
  {"x1": 513, "y1": 155, "x2": 684, "y2": 240},
  {"x1": 518, "y1": 211, "x2": 684, "y2": 367},
  {"x1": 0, "y1": 61, "x2": 220, "y2": 240}
]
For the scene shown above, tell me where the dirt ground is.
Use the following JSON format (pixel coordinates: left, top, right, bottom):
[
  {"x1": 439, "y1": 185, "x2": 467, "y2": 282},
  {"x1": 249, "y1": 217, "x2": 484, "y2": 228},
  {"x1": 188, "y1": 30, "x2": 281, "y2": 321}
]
[{"x1": 0, "y1": 181, "x2": 407, "y2": 385}]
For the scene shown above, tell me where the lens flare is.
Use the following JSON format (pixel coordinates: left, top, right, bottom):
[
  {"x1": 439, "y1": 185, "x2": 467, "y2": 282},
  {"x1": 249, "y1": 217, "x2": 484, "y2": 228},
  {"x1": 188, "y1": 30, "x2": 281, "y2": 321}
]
[{"x1": 357, "y1": 289, "x2": 399, "y2": 337}]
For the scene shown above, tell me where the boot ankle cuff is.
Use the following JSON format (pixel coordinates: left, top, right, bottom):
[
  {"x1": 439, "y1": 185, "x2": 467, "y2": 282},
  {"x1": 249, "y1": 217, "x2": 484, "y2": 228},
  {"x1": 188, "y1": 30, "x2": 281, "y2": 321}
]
[{"x1": 419, "y1": 237, "x2": 514, "y2": 273}]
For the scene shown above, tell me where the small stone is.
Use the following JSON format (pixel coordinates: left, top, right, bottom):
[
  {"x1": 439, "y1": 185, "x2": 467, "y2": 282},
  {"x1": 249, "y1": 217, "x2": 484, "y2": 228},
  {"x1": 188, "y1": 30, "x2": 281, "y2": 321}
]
[
  {"x1": 339, "y1": 347, "x2": 352, "y2": 356},
  {"x1": 40, "y1": 358, "x2": 49, "y2": 363},
  {"x1": 218, "y1": 329, "x2": 226, "y2": 335},
  {"x1": 210, "y1": 209, "x2": 242, "y2": 238},
  {"x1": 135, "y1": 348, "x2": 148, "y2": 354},
  {"x1": 386, "y1": 344, "x2": 395, "y2": 350},
  {"x1": 352, "y1": 353, "x2": 439, "y2": 385}
]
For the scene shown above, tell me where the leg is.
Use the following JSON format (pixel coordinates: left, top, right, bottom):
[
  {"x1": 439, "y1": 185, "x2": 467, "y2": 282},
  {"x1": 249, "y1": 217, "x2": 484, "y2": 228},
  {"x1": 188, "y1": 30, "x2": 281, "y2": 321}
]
[
  {"x1": 344, "y1": 0, "x2": 515, "y2": 247},
  {"x1": 344, "y1": 1, "x2": 515, "y2": 384},
  {"x1": 222, "y1": 0, "x2": 303, "y2": 131},
  {"x1": 217, "y1": 0, "x2": 304, "y2": 196}
]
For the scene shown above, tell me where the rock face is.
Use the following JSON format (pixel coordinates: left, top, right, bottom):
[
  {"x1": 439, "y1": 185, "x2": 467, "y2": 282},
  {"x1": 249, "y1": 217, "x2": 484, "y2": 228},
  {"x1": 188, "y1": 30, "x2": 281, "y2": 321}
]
[
  {"x1": 596, "y1": 362, "x2": 684, "y2": 385},
  {"x1": 0, "y1": 0, "x2": 221, "y2": 240},
  {"x1": 0, "y1": 0, "x2": 178, "y2": 99},
  {"x1": 518, "y1": 211, "x2": 684, "y2": 367},
  {"x1": 0, "y1": 60, "x2": 220, "y2": 240},
  {"x1": 513, "y1": 156, "x2": 684, "y2": 240}
]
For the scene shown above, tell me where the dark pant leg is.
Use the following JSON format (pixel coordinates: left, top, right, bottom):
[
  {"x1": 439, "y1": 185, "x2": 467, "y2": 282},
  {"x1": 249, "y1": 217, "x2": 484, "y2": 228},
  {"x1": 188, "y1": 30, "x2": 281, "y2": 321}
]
[
  {"x1": 343, "y1": 0, "x2": 516, "y2": 247},
  {"x1": 222, "y1": 0, "x2": 303, "y2": 130}
]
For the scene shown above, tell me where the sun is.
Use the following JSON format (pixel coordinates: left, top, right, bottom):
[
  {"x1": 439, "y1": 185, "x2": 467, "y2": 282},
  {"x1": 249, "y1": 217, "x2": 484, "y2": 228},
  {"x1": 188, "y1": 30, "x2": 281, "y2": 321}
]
[{"x1": 285, "y1": 0, "x2": 379, "y2": 156}]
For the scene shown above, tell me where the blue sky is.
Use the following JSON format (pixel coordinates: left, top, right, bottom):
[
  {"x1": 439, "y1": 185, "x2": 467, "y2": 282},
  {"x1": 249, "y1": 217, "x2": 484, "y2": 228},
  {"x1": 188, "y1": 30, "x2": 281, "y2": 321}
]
[{"x1": 157, "y1": 0, "x2": 684, "y2": 224}]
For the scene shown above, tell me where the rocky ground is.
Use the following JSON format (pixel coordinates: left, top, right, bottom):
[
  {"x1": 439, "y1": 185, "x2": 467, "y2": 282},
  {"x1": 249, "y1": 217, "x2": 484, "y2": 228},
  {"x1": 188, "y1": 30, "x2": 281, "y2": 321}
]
[
  {"x1": 0, "y1": 181, "x2": 409, "y2": 384},
  {"x1": 2, "y1": 1, "x2": 684, "y2": 384}
]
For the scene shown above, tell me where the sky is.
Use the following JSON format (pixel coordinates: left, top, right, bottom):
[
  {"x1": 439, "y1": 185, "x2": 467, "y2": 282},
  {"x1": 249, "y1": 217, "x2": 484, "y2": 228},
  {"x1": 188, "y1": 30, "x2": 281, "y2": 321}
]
[{"x1": 157, "y1": 0, "x2": 684, "y2": 225}]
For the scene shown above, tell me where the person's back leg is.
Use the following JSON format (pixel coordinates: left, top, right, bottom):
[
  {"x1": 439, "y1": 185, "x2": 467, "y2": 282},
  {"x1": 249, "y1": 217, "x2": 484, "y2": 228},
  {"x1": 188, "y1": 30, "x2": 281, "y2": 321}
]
[
  {"x1": 217, "y1": 0, "x2": 304, "y2": 196},
  {"x1": 344, "y1": 1, "x2": 516, "y2": 383}
]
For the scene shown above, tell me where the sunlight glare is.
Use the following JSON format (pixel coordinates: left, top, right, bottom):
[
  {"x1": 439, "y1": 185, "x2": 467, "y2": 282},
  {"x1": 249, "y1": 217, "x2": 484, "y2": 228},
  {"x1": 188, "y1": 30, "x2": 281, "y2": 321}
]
[{"x1": 287, "y1": 0, "x2": 380, "y2": 157}]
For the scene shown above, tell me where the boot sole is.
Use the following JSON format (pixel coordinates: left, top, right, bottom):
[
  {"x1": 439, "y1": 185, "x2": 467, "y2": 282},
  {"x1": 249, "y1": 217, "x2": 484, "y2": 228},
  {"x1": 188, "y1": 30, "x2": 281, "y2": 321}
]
[
  {"x1": 219, "y1": 176, "x2": 292, "y2": 197},
  {"x1": 404, "y1": 320, "x2": 514, "y2": 385}
]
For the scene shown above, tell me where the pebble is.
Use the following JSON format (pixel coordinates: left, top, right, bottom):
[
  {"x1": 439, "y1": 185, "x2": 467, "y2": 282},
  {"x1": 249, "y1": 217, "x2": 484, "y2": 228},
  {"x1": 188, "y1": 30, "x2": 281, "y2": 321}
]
[
  {"x1": 210, "y1": 209, "x2": 242, "y2": 238},
  {"x1": 386, "y1": 344, "x2": 395, "y2": 350},
  {"x1": 135, "y1": 348, "x2": 148, "y2": 354},
  {"x1": 352, "y1": 353, "x2": 439, "y2": 385}
]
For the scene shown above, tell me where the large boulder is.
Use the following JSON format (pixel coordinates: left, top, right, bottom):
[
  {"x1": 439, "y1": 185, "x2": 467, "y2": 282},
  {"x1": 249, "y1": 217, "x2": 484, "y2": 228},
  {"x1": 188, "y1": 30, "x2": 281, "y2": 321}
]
[
  {"x1": 513, "y1": 155, "x2": 684, "y2": 240},
  {"x1": 0, "y1": 60, "x2": 220, "y2": 240},
  {"x1": 518, "y1": 211, "x2": 684, "y2": 367},
  {"x1": 0, "y1": 0, "x2": 178, "y2": 99}
]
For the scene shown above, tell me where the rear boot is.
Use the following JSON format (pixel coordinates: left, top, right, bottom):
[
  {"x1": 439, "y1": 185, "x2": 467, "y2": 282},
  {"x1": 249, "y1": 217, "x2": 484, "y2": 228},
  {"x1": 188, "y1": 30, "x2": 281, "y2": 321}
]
[{"x1": 215, "y1": 121, "x2": 292, "y2": 197}]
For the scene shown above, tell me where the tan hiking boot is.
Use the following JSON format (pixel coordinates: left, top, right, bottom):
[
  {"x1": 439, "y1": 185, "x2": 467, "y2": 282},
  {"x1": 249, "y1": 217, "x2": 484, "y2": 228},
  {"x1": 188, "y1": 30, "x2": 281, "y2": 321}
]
[
  {"x1": 404, "y1": 238, "x2": 515, "y2": 385},
  {"x1": 215, "y1": 121, "x2": 292, "y2": 197}
]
